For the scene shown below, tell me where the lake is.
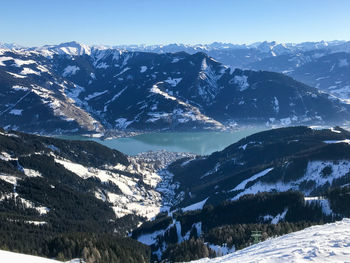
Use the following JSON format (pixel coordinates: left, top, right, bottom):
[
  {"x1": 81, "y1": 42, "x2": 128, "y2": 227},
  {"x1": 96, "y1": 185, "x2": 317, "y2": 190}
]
[{"x1": 58, "y1": 127, "x2": 265, "y2": 155}]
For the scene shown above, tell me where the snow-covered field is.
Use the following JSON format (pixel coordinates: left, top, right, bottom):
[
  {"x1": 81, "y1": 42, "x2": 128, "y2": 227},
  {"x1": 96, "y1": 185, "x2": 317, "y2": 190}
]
[
  {"x1": 193, "y1": 219, "x2": 350, "y2": 263},
  {"x1": 0, "y1": 249, "x2": 82, "y2": 263}
]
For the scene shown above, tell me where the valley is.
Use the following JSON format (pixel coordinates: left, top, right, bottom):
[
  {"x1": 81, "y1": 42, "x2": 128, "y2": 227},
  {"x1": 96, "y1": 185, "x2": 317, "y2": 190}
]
[
  {"x1": 0, "y1": 38, "x2": 349, "y2": 263},
  {"x1": 1, "y1": 126, "x2": 350, "y2": 262}
]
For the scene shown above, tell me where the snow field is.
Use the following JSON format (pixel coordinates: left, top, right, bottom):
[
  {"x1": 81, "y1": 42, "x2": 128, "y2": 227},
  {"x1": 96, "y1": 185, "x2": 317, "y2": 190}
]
[{"x1": 192, "y1": 218, "x2": 350, "y2": 263}]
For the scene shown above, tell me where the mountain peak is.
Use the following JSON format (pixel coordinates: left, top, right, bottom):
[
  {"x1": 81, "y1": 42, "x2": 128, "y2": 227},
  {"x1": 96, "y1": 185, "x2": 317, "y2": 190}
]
[{"x1": 38, "y1": 41, "x2": 91, "y2": 56}]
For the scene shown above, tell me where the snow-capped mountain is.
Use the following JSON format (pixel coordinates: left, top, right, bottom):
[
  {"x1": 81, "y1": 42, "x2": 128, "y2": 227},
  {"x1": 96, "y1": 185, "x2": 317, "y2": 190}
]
[
  {"x1": 112, "y1": 40, "x2": 350, "y2": 55},
  {"x1": 0, "y1": 43, "x2": 349, "y2": 134},
  {"x1": 112, "y1": 40, "x2": 350, "y2": 102},
  {"x1": 33, "y1": 41, "x2": 92, "y2": 56},
  {"x1": 0, "y1": 42, "x2": 24, "y2": 50},
  {"x1": 192, "y1": 218, "x2": 350, "y2": 263},
  {"x1": 249, "y1": 50, "x2": 350, "y2": 101}
]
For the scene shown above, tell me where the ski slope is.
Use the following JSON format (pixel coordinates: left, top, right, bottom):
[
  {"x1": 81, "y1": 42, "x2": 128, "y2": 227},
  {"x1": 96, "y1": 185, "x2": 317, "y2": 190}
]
[
  {"x1": 0, "y1": 250, "x2": 82, "y2": 263},
  {"x1": 193, "y1": 219, "x2": 350, "y2": 263}
]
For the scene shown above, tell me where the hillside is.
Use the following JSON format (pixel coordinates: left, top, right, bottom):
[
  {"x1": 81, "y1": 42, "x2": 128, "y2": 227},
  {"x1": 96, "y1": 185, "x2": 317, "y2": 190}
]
[
  {"x1": 131, "y1": 126, "x2": 350, "y2": 261},
  {"x1": 0, "y1": 128, "x2": 168, "y2": 262},
  {"x1": 166, "y1": 126, "x2": 350, "y2": 208},
  {"x1": 193, "y1": 218, "x2": 350, "y2": 263}
]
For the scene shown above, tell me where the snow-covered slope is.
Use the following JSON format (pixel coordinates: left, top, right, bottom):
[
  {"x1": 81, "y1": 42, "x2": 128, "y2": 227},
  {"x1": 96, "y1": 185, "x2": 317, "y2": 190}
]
[
  {"x1": 0, "y1": 249, "x2": 62, "y2": 263},
  {"x1": 167, "y1": 126, "x2": 350, "y2": 208},
  {"x1": 0, "y1": 250, "x2": 84, "y2": 263},
  {"x1": 0, "y1": 129, "x2": 191, "y2": 223},
  {"x1": 193, "y1": 218, "x2": 350, "y2": 263}
]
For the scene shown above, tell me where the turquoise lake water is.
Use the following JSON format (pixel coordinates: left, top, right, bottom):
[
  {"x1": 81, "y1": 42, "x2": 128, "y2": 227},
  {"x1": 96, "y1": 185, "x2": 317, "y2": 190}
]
[{"x1": 58, "y1": 127, "x2": 265, "y2": 155}]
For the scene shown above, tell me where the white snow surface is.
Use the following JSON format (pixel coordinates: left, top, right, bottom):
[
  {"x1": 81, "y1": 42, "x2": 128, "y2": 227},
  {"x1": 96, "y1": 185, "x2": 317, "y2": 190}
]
[
  {"x1": 323, "y1": 139, "x2": 350, "y2": 144},
  {"x1": 20, "y1": 67, "x2": 40, "y2": 76},
  {"x1": 53, "y1": 152, "x2": 187, "y2": 220},
  {"x1": 207, "y1": 243, "x2": 235, "y2": 257},
  {"x1": 305, "y1": 197, "x2": 333, "y2": 216},
  {"x1": 140, "y1": 66, "x2": 147, "y2": 73},
  {"x1": 164, "y1": 77, "x2": 182, "y2": 87},
  {"x1": 182, "y1": 197, "x2": 208, "y2": 212},
  {"x1": 9, "y1": 109, "x2": 23, "y2": 115},
  {"x1": 23, "y1": 168, "x2": 42, "y2": 178},
  {"x1": 272, "y1": 97, "x2": 279, "y2": 113},
  {"x1": 231, "y1": 168, "x2": 274, "y2": 191},
  {"x1": 0, "y1": 249, "x2": 81, "y2": 263},
  {"x1": 270, "y1": 209, "x2": 288, "y2": 224},
  {"x1": 103, "y1": 87, "x2": 128, "y2": 112},
  {"x1": 232, "y1": 160, "x2": 350, "y2": 200},
  {"x1": 0, "y1": 250, "x2": 61, "y2": 263},
  {"x1": 115, "y1": 118, "x2": 133, "y2": 129},
  {"x1": 233, "y1": 75, "x2": 249, "y2": 91},
  {"x1": 62, "y1": 65, "x2": 79, "y2": 77},
  {"x1": 84, "y1": 90, "x2": 108, "y2": 101},
  {"x1": 12, "y1": 85, "x2": 28, "y2": 91},
  {"x1": 149, "y1": 83, "x2": 224, "y2": 129},
  {"x1": 192, "y1": 218, "x2": 350, "y2": 263}
]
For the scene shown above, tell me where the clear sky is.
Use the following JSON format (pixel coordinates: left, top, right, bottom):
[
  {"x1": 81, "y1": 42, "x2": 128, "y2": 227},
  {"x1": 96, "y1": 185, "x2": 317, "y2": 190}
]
[{"x1": 1, "y1": 0, "x2": 349, "y2": 46}]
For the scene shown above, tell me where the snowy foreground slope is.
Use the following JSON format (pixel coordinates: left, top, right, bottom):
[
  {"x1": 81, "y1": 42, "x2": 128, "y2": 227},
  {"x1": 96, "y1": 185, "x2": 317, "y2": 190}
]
[
  {"x1": 0, "y1": 249, "x2": 82, "y2": 263},
  {"x1": 193, "y1": 219, "x2": 350, "y2": 263}
]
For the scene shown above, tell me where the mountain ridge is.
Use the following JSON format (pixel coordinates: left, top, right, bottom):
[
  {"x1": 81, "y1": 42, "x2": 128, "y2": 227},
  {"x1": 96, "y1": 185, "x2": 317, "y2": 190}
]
[{"x1": 1, "y1": 46, "x2": 349, "y2": 134}]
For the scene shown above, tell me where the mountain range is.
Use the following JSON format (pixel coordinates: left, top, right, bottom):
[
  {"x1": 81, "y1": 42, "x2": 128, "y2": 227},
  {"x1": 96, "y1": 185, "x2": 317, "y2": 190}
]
[
  {"x1": 0, "y1": 41, "x2": 349, "y2": 134},
  {"x1": 113, "y1": 40, "x2": 350, "y2": 102},
  {"x1": 1, "y1": 40, "x2": 350, "y2": 262}
]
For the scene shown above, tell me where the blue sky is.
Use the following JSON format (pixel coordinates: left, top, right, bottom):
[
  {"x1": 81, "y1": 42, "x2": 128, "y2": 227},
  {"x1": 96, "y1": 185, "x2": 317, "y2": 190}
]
[{"x1": 1, "y1": 0, "x2": 349, "y2": 46}]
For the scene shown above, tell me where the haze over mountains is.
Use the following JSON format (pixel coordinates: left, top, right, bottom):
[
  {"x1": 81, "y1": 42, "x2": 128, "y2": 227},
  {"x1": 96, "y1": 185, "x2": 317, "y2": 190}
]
[{"x1": 0, "y1": 40, "x2": 349, "y2": 134}]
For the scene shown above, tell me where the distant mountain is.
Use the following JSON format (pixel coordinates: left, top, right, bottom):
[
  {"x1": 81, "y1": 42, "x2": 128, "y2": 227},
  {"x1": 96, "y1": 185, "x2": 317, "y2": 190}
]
[
  {"x1": 33, "y1": 41, "x2": 92, "y2": 56},
  {"x1": 0, "y1": 43, "x2": 349, "y2": 134},
  {"x1": 112, "y1": 40, "x2": 350, "y2": 55},
  {"x1": 249, "y1": 51, "x2": 350, "y2": 101},
  {"x1": 112, "y1": 40, "x2": 350, "y2": 101},
  {"x1": 0, "y1": 42, "x2": 24, "y2": 50}
]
